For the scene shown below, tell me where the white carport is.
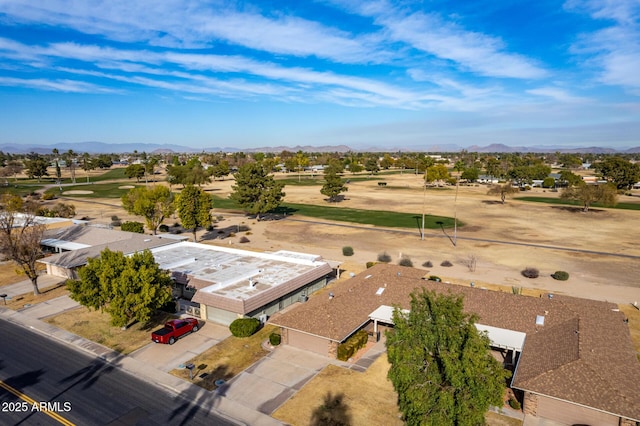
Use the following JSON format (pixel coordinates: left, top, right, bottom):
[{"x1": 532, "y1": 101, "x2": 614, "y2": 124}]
[{"x1": 369, "y1": 305, "x2": 526, "y2": 354}]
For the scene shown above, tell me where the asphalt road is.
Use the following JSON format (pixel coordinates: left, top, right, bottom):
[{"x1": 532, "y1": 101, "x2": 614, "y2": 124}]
[{"x1": 0, "y1": 320, "x2": 235, "y2": 426}]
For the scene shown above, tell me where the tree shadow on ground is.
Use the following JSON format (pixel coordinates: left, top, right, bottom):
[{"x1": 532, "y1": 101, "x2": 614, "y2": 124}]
[
  {"x1": 550, "y1": 206, "x2": 604, "y2": 213},
  {"x1": 310, "y1": 391, "x2": 352, "y2": 426},
  {"x1": 169, "y1": 364, "x2": 232, "y2": 426},
  {"x1": 481, "y1": 200, "x2": 505, "y2": 205}
]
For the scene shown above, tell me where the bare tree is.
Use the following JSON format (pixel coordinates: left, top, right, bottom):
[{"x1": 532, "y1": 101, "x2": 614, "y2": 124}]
[
  {"x1": 0, "y1": 194, "x2": 46, "y2": 295},
  {"x1": 462, "y1": 254, "x2": 477, "y2": 272},
  {"x1": 487, "y1": 182, "x2": 519, "y2": 204}
]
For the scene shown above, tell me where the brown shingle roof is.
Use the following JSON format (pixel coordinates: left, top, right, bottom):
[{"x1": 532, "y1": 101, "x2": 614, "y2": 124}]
[{"x1": 270, "y1": 263, "x2": 640, "y2": 421}]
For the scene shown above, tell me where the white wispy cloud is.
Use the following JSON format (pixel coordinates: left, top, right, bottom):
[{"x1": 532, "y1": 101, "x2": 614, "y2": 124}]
[
  {"x1": 0, "y1": 0, "x2": 390, "y2": 63},
  {"x1": 324, "y1": 0, "x2": 548, "y2": 79},
  {"x1": 526, "y1": 87, "x2": 589, "y2": 103},
  {"x1": 565, "y1": 0, "x2": 640, "y2": 92},
  {"x1": 0, "y1": 76, "x2": 118, "y2": 93}
]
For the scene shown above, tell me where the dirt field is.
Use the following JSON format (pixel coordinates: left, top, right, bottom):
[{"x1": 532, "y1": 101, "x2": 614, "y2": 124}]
[{"x1": 60, "y1": 171, "x2": 640, "y2": 304}]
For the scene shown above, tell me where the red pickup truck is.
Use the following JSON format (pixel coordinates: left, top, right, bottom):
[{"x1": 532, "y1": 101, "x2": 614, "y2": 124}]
[{"x1": 151, "y1": 318, "x2": 199, "y2": 345}]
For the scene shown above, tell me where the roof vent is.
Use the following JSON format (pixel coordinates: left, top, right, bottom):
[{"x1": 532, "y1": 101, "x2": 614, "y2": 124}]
[
  {"x1": 365, "y1": 274, "x2": 372, "y2": 279},
  {"x1": 548, "y1": 293, "x2": 554, "y2": 299},
  {"x1": 536, "y1": 315, "x2": 545, "y2": 326},
  {"x1": 376, "y1": 287, "x2": 385, "y2": 296}
]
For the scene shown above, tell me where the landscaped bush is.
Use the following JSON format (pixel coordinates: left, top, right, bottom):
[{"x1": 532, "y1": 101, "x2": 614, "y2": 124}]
[
  {"x1": 111, "y1": 215, "x2": 120, "y2": 221},
  {"x1": 239, "y1": 236, "x2": 250, "y2": 243},
  {"x1": 342, "y1": 246, "x2": 354, "y2": 256},
  {"x1": 521, "y1": 267, "x2": 539, "y2": 279},
  {"x1": 111, "y1": 220, "x2": 122, "y2": 227},
  {"x1": 551, "y1": 271, "x2": 570, "y2": 281},
  {"x1": 229, "y1": 318, "x2": 261, "y2": 337},
  {"x1": 269, "y1": 332, "x2": 281, "y2": 346},
  {"x1": 427, "y1": 275, "x2": 441, "y2": 282},
  {"x1": 42, "y1": 189, "x2": 57, "y2": 200},
  {"x1": 508, "y1": 398, "x2": 521, "y2": 410},
  {"x1": 121, "y1": 221, "x2": 144, "y2": 233},
  {"x1": 377, "y1": 252, "x2": 392, "y2": 263},
  {"x1": 399, "y1": 257, "x2": 413, "y2": 267},
  {"x1": 440, "y1": 260, "x2": 453, "y2": 267},
  {"x1": 158, "y1": 224, "x2": 169, "y2": 232},
  {"x1": 422, "y1": 260, "x2": 433, "y2": 268},
  {"x1": 337, "y1": 329, "x2": 369, "y2": 361},
  {"x1": 238, "y1": 224, "x2": 251, "y2": 232}
]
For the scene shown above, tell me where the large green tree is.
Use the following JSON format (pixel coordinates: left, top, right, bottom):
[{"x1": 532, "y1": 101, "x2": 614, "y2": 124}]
[
  {"x1": 387, "y1": 290, "x2": 509, "y2": 426},
  {"x1": 122, "y1": 186, "x2": 175, "y2": 234},
  {"x1": 24, "y1": 155, "x2": 49, "y2": 182},
  {"x1": 595, "y1": 156, "x2": 640, "y2": 189},
  {"x1": 320, "y1": 165, "x2": 348, "y2": 202},
  {"x1": 230, "y1": 162, "x2": 285, "y2": 218},
  {"x1": 0, "y1": 194, "x2": 46, "y2": 295},
  {"x1": 561, "y1": 182, "x2": 617, "y2": 212},
  {"x1": 67, "y1": 248, "x2": 173, "y2": 328},
  {"x1": 176, "y1": 184, "x2": 213, "y2": 241}
]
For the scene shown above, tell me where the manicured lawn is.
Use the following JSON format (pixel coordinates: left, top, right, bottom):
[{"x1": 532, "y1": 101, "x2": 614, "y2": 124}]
[
  {"x1": 212, "y1": 196, "x2": 457, "y2": 229},
  {"x1": 169, "y1": 325, "x2": 276, "y2": 390},
  {"x1": 516, "y1": 196, "x2": 640, "y2": 210},
  {"x1": 0, "y1": 183, "x2": 45, "y2": 197}
]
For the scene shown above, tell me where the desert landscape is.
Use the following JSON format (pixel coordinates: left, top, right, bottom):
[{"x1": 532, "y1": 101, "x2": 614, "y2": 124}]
[{"x1": 59, "y1": 169, "x2": 640, "y2": 305}]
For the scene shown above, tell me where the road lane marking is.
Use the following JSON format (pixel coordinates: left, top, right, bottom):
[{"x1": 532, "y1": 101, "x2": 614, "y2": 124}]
[{"x1": 0, "y1": 380, "x2": 75, "y2": 426}]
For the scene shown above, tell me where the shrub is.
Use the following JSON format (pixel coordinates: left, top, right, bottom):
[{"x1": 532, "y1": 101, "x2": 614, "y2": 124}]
[
  {"x1": 111, "y1": 215, "x2": 120, "y2": 221},
  {"x1": 111, "y1": 220, "x2": 122, "y2": 227},
  {"x1": 342, "y1": 246, "x2": 354, "y2": 256},
  {"x1": 239, "y1": 236, "x2": 250, "y2": 243},
  {"x1": 521, "y1": 267, "x2": 539, "y2": 279},
  {"x1": 440, "y1": 260, "x2": 453, "y2": 267},
  {"x1": 238, "y1": 224, "x2": 251, "y2": 232},
  {"x1": 337, "y1": 329, "x2": 369, "y2": 361},
  {"x1": 121, "y1": 221, "x2": 144, "y2": 233},
  {"x1": 159, "y1": 300, "x2": 177, "y2": 313},
  {"x1": 377, "y1": 252, "x2": 392, "y2": 263},
  {"x1": 366, "y1": 261, "x2": 377, "y2": 269},
  {"x1": 42, "y1": 189, "x2": 56, "y2": 200},
  {"x1": 269, "y1": 332, "x2": 281, "y2": 346},
  {"x1": 245, "y1": 231, "x2": 252, "y2": 235},
  {"x1": 551, "y1": 271, "x2": 570, "y2": 281},
  {"x1": 229, "y1": 318, "x2": 261, "y2": 337},
  {"x1": 508, "y1": 398, "x2": 521, "y2": 410},
  {"x1": 427, "y1": 275, "x2": 441, "y2": 282},
  {"x1": 399, "y1": 257, "x2": 413, "y2": 267},
  {"x1": 158, "y1": 224, "x2": 169, "y2": 232},
  {"x1": 422, "y1": 260, "x2": 433, "y2": 268},
  {"x1": 512, "y1": 286, "x2": 523, "y2": 295}
]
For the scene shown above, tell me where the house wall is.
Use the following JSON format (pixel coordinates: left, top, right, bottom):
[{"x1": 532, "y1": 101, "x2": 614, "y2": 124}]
[
  {"x1": 287, "y1": 329, "x2": 331, "y2": 356},
  {"x1": 46, "y1": 264, "x2": 77, "y2": 279},
  {"x1": 245, "y1": 276, "x2": 328, "y2": 320},
  {"x1": 527, "y1": 393, "x2": 618, "y2": 426}
]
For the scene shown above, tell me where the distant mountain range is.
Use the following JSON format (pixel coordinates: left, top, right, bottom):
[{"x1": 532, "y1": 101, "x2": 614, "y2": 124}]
[{"x1": 1, "y1": 141, "x2": 639, "y2": 155}]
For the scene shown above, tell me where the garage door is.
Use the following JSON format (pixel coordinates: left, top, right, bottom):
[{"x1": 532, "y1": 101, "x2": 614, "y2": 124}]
[
  {"x1": 536, "y1": 395, "x2": 617, "y2": 426},
  {"x1": 288, "y1": 330, "x2": 329, "y2": 355},
  {"x1": 207, "y1": 307, "x2": 240, "y2": 326}
]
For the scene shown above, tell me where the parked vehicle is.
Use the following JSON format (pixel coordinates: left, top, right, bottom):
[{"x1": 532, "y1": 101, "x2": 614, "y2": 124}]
[{"x1": 151, "y1": 318, "x2": 199, "y2": 344}]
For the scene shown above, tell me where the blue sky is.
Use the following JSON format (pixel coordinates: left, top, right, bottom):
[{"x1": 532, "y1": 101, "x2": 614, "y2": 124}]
[{"x1": 0, "y1": 0, "x2": 639, "y2": 150}]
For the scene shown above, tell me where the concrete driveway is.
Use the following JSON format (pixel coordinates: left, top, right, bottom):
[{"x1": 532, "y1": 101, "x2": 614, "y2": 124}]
[
  {"x1": 217, "y1": 345, "x2": 331, "y2": 415},
  {"x1": 129, "y1": 321, "x2": 231, "y2": 372}
]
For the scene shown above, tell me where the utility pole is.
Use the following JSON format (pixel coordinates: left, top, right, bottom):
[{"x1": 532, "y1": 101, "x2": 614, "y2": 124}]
[{"x1": 421, "y1": 168, "x2": 427, "y2": 240}]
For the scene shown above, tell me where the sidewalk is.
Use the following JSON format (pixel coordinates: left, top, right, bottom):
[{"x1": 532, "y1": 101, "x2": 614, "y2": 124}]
[{"x1": 0, "y1": 291, "x2": 283, "y2": 426}]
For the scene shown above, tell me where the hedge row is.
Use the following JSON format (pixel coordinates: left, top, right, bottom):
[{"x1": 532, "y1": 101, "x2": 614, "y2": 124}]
[{"x1": 337, "y1": 329, "x2": 369, "y2": 361}]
